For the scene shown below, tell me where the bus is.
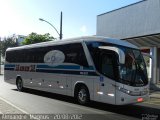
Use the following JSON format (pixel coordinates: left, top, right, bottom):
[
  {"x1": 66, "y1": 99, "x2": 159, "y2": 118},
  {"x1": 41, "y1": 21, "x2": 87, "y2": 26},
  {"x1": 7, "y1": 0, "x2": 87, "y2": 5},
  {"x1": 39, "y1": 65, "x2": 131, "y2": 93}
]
[{"x1": 4, "y1": 36, "x2": 149, "y2": 105}]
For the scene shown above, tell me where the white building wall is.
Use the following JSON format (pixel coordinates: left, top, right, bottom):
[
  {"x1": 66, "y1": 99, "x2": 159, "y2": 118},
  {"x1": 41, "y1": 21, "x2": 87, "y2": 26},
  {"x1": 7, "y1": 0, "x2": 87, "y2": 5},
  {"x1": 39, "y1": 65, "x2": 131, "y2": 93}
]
[{"x1": 97, "y1": 0, "x2": 160, "y2": 39}]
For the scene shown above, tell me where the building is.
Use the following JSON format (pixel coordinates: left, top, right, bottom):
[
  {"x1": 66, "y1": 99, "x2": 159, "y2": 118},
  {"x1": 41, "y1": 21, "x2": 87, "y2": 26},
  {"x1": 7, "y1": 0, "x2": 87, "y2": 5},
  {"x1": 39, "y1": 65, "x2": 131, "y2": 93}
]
[
  {"x1": 16, "y1": 35, "x2": 26, "y2": 45},
  {"x1": 97, "y1": 0, "x2": 160, "y2": 85}
]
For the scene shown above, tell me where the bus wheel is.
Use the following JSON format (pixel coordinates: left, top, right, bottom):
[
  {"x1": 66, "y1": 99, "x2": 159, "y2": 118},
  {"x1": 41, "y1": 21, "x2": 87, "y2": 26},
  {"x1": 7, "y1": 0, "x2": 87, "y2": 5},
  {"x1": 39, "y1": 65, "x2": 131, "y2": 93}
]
[
  {"x1": 16, "y1": 77, "x2": 24, "y2": 92},
  {"x1": 77, "y1": 86, "x2": 90, "y2": 105}
]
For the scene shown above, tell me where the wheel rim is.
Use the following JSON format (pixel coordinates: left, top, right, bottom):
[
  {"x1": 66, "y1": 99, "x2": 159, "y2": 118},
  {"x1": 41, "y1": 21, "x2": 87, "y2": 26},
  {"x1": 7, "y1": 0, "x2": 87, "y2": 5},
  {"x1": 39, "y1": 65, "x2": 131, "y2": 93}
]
[
  {"x1": 78, "y1": 89, "x2": 87, "y2": 103},
  {"x1": 17, "y1": 79, "x2": 22, "y2": 90}
]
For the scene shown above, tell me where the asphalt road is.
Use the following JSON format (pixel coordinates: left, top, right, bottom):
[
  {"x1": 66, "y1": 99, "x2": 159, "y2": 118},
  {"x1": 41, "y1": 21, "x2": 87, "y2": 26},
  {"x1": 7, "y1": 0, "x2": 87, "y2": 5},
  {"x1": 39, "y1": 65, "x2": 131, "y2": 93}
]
[{"x1": 0, "y1": 75, "x2": 160, "y2": 120}]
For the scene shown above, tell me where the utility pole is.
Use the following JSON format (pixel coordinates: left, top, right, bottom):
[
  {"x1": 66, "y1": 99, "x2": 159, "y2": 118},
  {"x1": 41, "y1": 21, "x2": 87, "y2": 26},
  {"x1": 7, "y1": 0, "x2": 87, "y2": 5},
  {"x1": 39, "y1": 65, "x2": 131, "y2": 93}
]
[
  {"x1": 39, "y1": 11, "x2": 63, "y2": 40},
  {"x1": 60, "y1": 11, "x2": 63, "y2": 39}
]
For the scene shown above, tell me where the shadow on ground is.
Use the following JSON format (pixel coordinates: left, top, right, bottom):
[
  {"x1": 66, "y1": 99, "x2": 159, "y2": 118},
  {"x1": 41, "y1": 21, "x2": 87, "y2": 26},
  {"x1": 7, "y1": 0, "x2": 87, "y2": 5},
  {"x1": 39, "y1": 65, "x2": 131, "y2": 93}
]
[{"x1": 12, "y1": 88, "x2": 160, "y2": 119}]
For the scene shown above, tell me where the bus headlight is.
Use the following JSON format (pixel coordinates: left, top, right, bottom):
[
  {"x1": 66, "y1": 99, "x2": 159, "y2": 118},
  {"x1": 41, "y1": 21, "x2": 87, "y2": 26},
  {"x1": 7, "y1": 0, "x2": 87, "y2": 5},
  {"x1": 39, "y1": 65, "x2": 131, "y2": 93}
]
[
  {"x1": 118, "y1": 87, "x2": 140, "y2": 96},
  {"x1": 117, "y1": 87, "x2": 148, "y2": 96},
  {"x1": 118, "y1": 87, "x2": 131, "y2": 94}
]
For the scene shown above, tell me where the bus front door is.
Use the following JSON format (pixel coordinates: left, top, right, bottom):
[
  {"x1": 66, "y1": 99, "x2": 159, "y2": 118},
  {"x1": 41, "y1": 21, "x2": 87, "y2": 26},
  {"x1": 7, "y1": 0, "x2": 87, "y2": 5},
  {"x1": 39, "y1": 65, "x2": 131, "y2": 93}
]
[{"x1": 94, "y1": 53, "x2": 116, "y2": 104}]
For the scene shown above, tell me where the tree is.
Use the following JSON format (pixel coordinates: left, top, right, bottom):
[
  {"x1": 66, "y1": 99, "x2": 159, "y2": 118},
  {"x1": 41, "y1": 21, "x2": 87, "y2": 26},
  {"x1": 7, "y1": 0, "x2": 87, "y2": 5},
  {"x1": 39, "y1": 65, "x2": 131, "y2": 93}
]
[
  {"x1": 22, "y1": 32, "x2": 55, "y2": 45},
  {"x1": 0, "y1": 35, "x2": 18, "y2": 57}
]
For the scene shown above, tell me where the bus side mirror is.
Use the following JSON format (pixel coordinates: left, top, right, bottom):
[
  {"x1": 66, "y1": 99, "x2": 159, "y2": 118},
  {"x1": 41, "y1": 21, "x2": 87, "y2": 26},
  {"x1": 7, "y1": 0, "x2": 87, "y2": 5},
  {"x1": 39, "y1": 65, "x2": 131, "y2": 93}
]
[{"x1": 98, "y1": 46, "x2": 125, "y2": 64}]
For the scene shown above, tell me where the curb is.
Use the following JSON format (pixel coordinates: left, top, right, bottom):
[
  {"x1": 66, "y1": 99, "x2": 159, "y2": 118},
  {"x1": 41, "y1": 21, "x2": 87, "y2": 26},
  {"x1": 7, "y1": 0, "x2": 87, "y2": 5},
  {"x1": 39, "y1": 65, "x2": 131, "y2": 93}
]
[
  {"x1": 150, "y1": 95, "x2": 160, "y2": 99},
  {"x1": 149, "y1": 90, "x2": 160, "y2": 99}
]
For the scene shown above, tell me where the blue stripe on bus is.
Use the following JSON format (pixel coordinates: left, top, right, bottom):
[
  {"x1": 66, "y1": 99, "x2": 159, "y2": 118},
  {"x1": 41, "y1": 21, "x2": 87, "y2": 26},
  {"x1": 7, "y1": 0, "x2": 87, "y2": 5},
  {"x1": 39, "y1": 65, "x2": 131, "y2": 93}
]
[
  {"x1": 36, "y1": 69, "x2": 98, "y2": 76},
  {"x1": 5, "y1": 64, "x2": 94, "y2": 71},
  {"x1": 37, "y1": 65, "x2": 81, "y2": 70},
  {"x1": 5, "y1": 64, "x2": 15, "y2": 68},
  {"x1": 37, "y1": 65, "x2": 95, "y2": 71},
  {"x1": 4, "y1": 64, "x2": 97, "y2": 76},
  {"x1": 83, "y1": 66, "x2": 94, "y2": 70}
]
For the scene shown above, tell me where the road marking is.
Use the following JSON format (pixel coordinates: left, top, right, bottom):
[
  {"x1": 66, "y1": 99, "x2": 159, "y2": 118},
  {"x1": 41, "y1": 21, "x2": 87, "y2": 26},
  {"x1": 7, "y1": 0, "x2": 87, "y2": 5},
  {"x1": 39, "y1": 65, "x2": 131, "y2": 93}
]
[
  {"x1": 0, "y1": 97, "x2": 41, "y2": 120},
  {"x1": 0, "y1": 97, "x2": 28, "y2": 114}
]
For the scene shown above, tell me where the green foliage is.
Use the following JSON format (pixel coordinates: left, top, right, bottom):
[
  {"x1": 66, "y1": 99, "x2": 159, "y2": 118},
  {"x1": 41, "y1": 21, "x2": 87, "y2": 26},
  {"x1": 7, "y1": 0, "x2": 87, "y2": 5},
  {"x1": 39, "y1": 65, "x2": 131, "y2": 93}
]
[
  {"x1": 22, "y1": 32, "x2": 54, "y2": 45},
  {"x1": 0, "y1": 35, "x2": 18, "y2": 57}
]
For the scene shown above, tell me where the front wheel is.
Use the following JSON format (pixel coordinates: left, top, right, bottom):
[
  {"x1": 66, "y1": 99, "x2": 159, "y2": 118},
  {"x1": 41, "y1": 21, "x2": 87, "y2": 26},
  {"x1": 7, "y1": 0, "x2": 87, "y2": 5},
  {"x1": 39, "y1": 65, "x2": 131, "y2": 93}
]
[
  {"x1": 16, "y1": 77, "x2": 24, "y2": 92},
  {"x1": 77, "y1": 86, "x2": 90, "y2": 105}
]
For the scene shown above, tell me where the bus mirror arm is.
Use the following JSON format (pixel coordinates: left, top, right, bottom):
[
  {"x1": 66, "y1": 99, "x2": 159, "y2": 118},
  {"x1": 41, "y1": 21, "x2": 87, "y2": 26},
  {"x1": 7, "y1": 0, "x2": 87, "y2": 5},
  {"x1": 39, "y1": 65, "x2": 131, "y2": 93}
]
[{"x1": 98, "y1": 46, "x2": 125, "y2": 64}]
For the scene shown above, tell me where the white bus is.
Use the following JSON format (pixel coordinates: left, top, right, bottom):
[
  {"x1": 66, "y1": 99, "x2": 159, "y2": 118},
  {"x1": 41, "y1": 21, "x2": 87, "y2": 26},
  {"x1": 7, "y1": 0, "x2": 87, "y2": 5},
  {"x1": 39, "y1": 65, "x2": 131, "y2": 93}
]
[{"x1": 4, "y1": 36, "x2": 149, "y2": 105}]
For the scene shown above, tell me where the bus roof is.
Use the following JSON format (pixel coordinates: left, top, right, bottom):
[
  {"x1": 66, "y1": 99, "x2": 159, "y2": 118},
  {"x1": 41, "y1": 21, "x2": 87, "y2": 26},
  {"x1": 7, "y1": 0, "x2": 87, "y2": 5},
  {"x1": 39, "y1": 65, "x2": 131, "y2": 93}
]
[{"x1": 7, "y1": 36, "x2": 138, "y2": 51}]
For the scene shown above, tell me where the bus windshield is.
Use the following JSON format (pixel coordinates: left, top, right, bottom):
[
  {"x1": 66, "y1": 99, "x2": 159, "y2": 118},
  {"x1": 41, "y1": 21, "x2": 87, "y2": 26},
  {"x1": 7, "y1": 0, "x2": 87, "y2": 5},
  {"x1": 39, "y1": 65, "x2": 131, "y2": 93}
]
[
  {"x1": 86, "y1": 41, "x2": 148, "y2": 87},
  {"x1": 119, "y1": 48, "x2": 148, "y2": 86}
]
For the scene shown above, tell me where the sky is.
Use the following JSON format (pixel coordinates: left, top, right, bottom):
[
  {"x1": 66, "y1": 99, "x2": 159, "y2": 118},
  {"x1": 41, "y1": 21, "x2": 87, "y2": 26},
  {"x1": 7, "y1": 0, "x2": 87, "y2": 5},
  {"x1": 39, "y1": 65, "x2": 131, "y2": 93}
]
[{"x1": 0, "y1": 0, "x2": 141, "y2": 39}]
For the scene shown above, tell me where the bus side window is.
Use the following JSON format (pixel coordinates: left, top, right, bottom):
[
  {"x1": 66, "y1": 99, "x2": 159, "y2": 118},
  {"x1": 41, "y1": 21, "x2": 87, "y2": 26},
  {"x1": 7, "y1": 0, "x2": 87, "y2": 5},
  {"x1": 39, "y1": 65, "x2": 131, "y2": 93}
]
[{"x1": 64, "y1": 43, "x2": 89, "y2": 67}]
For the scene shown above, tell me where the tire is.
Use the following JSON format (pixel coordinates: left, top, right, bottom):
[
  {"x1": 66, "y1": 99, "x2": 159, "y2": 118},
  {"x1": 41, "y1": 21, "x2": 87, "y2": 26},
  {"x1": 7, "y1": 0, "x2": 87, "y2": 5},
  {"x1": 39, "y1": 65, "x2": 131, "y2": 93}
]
[
  {"x1": 16, "y1": 77, "x2": 24, "y2": 92},
  {"x1": 76, "y1": 86, "x2": 90, "y2": 105}
]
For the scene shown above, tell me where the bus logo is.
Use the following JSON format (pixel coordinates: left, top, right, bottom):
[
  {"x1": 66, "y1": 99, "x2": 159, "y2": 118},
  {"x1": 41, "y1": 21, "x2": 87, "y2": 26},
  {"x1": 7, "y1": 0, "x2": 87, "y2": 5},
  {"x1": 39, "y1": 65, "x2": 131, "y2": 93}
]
[
  {"x1": 15, "y1": 65, "x2": 36, "y2": 72},
  {"x1": 44, "y1": 50, "x2": 65, "y2": 65}
]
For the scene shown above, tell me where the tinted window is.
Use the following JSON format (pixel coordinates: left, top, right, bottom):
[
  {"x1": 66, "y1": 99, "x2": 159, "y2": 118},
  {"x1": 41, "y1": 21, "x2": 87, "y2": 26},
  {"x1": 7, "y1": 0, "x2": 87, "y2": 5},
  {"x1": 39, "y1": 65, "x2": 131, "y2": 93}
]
[{"x1": 6, "y1": 43, "x2": 88, "y2": 67}]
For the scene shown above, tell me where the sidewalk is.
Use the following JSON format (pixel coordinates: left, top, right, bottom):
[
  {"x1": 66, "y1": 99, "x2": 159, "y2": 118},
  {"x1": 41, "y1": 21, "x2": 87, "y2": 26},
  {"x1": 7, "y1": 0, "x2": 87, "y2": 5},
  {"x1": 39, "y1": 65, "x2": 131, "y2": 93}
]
[
  {"x1": 150, "y1": 91, "x2": 160, "y2": 99},
  {"x1": 150, "y1": 82, "x2": 160, "y2": 99}
]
